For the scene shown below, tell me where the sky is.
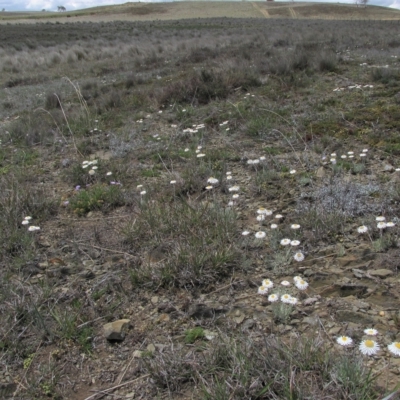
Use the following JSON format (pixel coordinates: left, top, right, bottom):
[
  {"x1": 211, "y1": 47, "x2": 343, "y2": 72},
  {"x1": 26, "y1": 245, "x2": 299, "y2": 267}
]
[{"x1": 0, "y1": 0, "x2": 399, "y2": 13}]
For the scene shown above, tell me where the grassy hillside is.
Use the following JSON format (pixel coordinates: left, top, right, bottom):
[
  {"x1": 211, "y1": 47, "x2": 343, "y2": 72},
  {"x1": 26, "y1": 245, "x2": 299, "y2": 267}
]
[{"x1": 1, "y1": 1, "x2": 400, "y2": 22}]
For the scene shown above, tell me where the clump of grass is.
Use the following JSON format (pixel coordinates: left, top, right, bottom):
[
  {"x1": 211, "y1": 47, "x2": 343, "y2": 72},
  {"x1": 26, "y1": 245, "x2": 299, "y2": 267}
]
[
  {"x1": 141, "y1": 334, "x2": 381, "y2": 399},
  {"x1": 184, "y1": 327, "x2": 205, "y2": 344},
  {"x1": 123, "y1": 200, "x2": 239, "y2": 288},
  {"x1": 69, "y1": 184, "x2": 125, "y2": 216}
]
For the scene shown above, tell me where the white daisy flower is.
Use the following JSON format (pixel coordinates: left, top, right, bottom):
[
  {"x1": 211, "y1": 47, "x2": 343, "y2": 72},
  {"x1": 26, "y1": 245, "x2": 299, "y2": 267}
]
[
  {"x1": 232, "y1": 194, "x2": 239, "y2": 199},
  {"x1": 242, "y1": 231, "x2": 250, "y2": 236},
  {"x1": 281, "y1": 280, "x2": 291, "y2": 286},
  {"x1": 28, "y1": 226, "x2": 40, "y2": 232},
  {"x1": 336, "y1": 336, "x2": 353, "y2": 346},
  {"x1": 270, "y1": 224, "x2": 278, "y2": 229},
  {"x1": 196, "y1": 153, "x2": 206, "y2": 158},
  {"x1": 205, "y1": 185, "x2": 213, "y2": 190},
  {"x1": 293, "y1": 276, "x2": 302, "y2": 282},
  {"x1": 106, "y1": 172, "x2": 112, "y2": 176},
  {"x1": 388, "y1": 342, "x2": 400, "y2": 356},
  {"x1": 294, "y1": 252, "x2": 305, "y2": 262},
  {"x1": 362, "y1": 149, "x2": 368, "y2": 153},
  {"x1": 140, "y1": 190, "x2": 146, "y2": 195},
  {"x1": 364, "y1": 328, "x2": 378, "y2": 336},
  {"x1": 359, "y1": 340, "x2": 380, "y2": 356},
  {"x1": 386, "y1": 222, "x2": 395, "y2": 227},
  {"x1": 255, "y1": 231, "x2": 266, "y2": 239},
  {"x1": 291, "y1": 224, "x2": 300, "y2": 230},
  {"x1": 262, "y1": 279, "x2": 273, "y2": 289},
  {"x1": 295, "y1": 279, "x2": 308, "y2": 290},
  {"x1": 376, "y1": 216, "x2": 386, "y2": 222},
  {"x1": 257, "y1": 215, "x2": 265, "y2": 222},
  {"x1": 226, "y1": 176, "x2": 232, "y2": 180},
  {"x1": 228, "y1": 186, "x2": 240, "y2": 192},
  {"x1": 290, "y1": 240, "x2": 300, "y2": 246},
  {"x1": 360, "y1": 153, "x2": 367, "y2": 157},
  {"x1": 257, "y1": 208, "x2": 272, "y2": 216},
  {"x1": 88, "y1": 169, "x2": 96, "y2": 175},
  {"x1": 207, "y1": 177, "x2": 219, "y2": 185},
  {"x1": 268, "y1": 294, "x2": 279, "y2": 302},
  {"x1": 289, "y1": 169, "x2": 296, "y2": 174},
  {"x1": 357, "y1": 226, "x2": 368, "y2": 233},
  {"x1": 275, "y1": 214, "x2": 283, "y2": 219},
  {"x1": 170, "y1": 180, "x2": 177, "y2": 184},
  {"x1": 288, "y1": 296, "x2": 298, "y2": 305},
  {"x1": 258, "y1": 285, "x2": 269, "y2": 295},
  {"x1": 280, "y1": 238, "x2": 291, "y2": 246},
  {"x1": 22, "y1": 220, "x2": 29, "y2": 225},
  {"x1": 281, "y1": 294, "x2": 292, "y2": 304},
  {"x1": 377, "y1": 222, "x2": 387, "y2": 229}
]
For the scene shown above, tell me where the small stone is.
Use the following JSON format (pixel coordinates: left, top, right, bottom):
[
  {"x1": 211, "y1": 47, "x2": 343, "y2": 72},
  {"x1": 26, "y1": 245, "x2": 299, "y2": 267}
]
[
  {"x1": 151, "y1": 296, "x2": 159, "y2": 304},
  {"x1": 103, "y1": 319, "x2": 130, "y2": 341},
  {"x1": 132, "y1": 350, "x2": 142, "y2": 358},
  {"x1": 316, "y1": 166, "x2": 326, "y2": 178},
  {"x1": 369, "y1": 269, "x2": 393, "y2": 278},
  {"x1": 147, "y1": 344, "x2": 156, "y2": 353}
]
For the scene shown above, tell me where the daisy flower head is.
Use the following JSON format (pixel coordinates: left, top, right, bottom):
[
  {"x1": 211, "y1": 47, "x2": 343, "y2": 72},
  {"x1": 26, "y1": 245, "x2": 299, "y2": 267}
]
[
  {"x1": 226, "y1": 171, "x2": 232, "y2": 176},
  {"x1": 336, "y1": 336, "x2": 353, "y2": 347},
  {"x1": 357, "y1": 225, "x2": 368, "y2": 234},
  {"x1": 140, "y1": 190, "x2": 146, "y2": 195},
  {"x1": 242, "y1": 230, "x2": 250, "y2": 236},
  {"x1": 232, "y1": 194, "x2": 239, "y2": 199},
  {"x1": 281, "y1": 294, "x2": 292, "y2": 304},
  {"x1": 106, "y1": 172, "x2": 112, "y2": 176},
  {"x1": 262, "y1": 279, "x2": 273, "y2": 289},
  {"x1": 275, "y1": 214, "x2": 283, "y2": 219},
  {"x1": 257, "y1": 215, "x2": 266, "y2": 222},
  {"x1": 259, "y1": 156, "x2": 266, "y2": 161},
  {"x1": 270, "y1": 224, "x2": 278, "y2": 229},
  {"x1": 257, "y1": 208, "x2": 272, "y2": 216},
  {"x1": 362, "y1": 149, "x2": 369, "y2": 153},
  {"x1": 228, "y1": 186, "x2": 240, "y2": 192},
  {"x1": 291, "y1": 224, "x2": 301, "y2": 230},
  {"x1": 293, "y1": 276, "x2": 302, "y2": 282},
  {"x1": 290, "y1": 240, "x2": 300, "y2": 246},
  {"x1": 364, "y1": 328, "x2": 378, "y2": 336},
  {"x1": 280, "y1": 238, "x2": 291, "y2": 246},
  {"x1": 255, "y1": 231, "x2": 266, "y2": 239},
  {"x1": 376, "y1": 216, "x2": 386, "y2": 222},
  {"x1": 386, "y1": 221, "x2": 395, "y2": 227},
  {"x1": 388, "y1": 342, "x2": 400, "y2": 356},
  {"x1": 258, "y1": 285, "x2": 269, "y2": 295},
  {"x1": 348, "y1": 151, "x2": 354, "y2": 155},
  {"x1": 170, "y1": 180, "x2": 177, "y2": 184},
  {"x1": 281, "y1": 280, "x2": 291, "y2": 287},
  {"x1": 226, "y1": 175, "x2": 232, "y2": 180},
  {"x1": 359, "y1": 340, "x2": 380, "y2": 356},
  {"x1": 88, "y1": 169, "x2": 96, "y2": 175},
  {"x1": 207, "y1": 177, "x2": 219, "y2": 185},
  {"x1": 268, "y1": 294, "x2": 279, "y2": 302},
  {"x1": 331, "y1": 153, "x2": 337, "y2": 157},
  {"x1": 22, "y1": 220, "x2": 29, "y2": 225},
  {"x1": 137, "y1": 184, "x2": 143, "y2": 189},
  {"x1": 295, "y1": 279, "x2": 308, "y2": 290},
  {"x1": 24, "y1": 216, "x2": 32, "y2": 221},
  {"x1": 294, "y1": 252, "x2": 305, "y2": 262},
  {"x1": 290, "y1": 169, "x2": 296, "y2": 174},
  {"x1": 28, "y1": 226, "x2": 40, "y2": 232},
  {"x1": 205, "y1": 185, "x2": 213, "y2": 190},
  {"x1": 341, "y1": 155, "x2": 347, "y2": 159},
  {"x1": 197, "y1": 153, "x2": 206, "y2": 158},
  {"x1": 377, "y1": 222, "x2": 387, "y2": 230},
  {"x1": 288, "y1": 296, "x2": 298, "y2": 305},
  {"x1": 360, "y1": 153, "x2": 367, "y2": 158}
]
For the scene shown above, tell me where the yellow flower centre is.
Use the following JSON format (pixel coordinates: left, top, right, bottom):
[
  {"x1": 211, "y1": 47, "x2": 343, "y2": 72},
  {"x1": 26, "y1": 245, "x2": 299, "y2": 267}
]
[
  {"x1": 365, "y1": 340, "x2": 374, "y2": 348},
  {"x1": 394, "y1": 343, "x2": 400, "y2": 349},
  {"x1": 342, "y1": 337, "x2": 348, "y2": 342}
]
